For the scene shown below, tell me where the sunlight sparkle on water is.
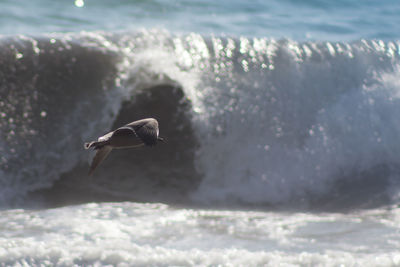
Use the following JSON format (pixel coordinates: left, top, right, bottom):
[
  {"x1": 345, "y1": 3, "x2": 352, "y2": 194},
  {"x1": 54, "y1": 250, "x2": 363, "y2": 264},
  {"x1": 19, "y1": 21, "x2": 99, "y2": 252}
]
[{"x1": 74, "y1": 0, "x2": 84, "y2": 8}]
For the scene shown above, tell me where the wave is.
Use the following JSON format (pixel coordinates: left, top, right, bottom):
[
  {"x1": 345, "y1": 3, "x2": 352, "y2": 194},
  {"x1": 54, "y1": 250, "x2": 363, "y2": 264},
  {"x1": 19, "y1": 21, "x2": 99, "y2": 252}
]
[{"x1": 1, "y1": 30, "x2": 400, "y2": 210}]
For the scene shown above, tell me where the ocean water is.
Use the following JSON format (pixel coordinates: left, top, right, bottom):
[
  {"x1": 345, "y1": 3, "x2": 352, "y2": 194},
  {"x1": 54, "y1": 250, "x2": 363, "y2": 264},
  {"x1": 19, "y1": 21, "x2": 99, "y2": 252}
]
[{"x1": 2, "y1": 0, "x2": 400, "y2": 266}]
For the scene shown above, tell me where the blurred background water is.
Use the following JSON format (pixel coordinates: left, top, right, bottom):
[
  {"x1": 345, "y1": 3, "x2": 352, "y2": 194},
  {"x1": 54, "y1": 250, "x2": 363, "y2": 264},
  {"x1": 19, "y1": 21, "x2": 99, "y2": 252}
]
[{"x1": 1, "y1": 0, "x2": 400, "y2": 40}]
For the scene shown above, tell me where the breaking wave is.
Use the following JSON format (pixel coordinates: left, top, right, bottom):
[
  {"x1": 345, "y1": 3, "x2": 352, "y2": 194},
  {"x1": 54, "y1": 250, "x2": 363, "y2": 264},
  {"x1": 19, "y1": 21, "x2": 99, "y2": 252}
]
[{"x1": 1, "y1": 30, "x2": 400, "y2": 210}]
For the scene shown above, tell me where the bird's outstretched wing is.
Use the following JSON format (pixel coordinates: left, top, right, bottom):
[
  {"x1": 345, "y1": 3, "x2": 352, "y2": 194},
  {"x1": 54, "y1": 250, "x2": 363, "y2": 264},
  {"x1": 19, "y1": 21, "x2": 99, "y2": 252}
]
[
  {"x1": 129, "y1": 119, "x2": 159, "y2": 146},
  {"x1": 110, "y1": 127, "x2": 144, "y2": 148},
  {"x1": 88, "y1": 146, "x2": 113, "y2": 175},
  {"x1": 112, "y1": 126, "x2": 136, "y2": 137}
]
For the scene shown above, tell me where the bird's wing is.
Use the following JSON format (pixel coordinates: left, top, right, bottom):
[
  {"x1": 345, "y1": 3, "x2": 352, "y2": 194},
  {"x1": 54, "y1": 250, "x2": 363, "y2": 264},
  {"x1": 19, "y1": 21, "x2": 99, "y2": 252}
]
[
  {"x1": 88, "y1": 146, "x2": 113, "y2": 175},
  {"x1": 134, "y1": 121, "x2": 159, "y2": 146},
  {"x1": 121, "y1": 119, "x2": 159, "y2": 146},
  {"x1": 112, "y1": 126, "x2": 136, "y2": 137},
  {"x1": 110, "y1": 126, "x2": 144, "y2": 147}
]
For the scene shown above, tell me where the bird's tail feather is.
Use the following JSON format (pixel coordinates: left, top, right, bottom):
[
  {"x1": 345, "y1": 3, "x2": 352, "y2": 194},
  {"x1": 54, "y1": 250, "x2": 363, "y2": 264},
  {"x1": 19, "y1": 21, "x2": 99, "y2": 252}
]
[
  {"x1": 84, "y1": 142, "x2": 94, "y2": 149},
  {"x1": 84, "y1": 140, "x2": 107, "y2": 150}
]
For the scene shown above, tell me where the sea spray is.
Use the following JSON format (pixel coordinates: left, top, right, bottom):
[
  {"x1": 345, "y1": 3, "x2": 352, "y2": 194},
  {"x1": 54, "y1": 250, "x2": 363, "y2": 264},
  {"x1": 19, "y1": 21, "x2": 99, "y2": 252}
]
[{"x1": 1, "y1": 31, "x2": 400, "y2": 208}]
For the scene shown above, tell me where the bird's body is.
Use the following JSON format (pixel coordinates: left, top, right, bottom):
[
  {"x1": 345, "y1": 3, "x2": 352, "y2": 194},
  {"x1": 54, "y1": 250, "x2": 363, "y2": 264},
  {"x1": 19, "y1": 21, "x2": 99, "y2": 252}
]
[{"x1": 84, "y1": 118, "x2": 163, "y2": 175}]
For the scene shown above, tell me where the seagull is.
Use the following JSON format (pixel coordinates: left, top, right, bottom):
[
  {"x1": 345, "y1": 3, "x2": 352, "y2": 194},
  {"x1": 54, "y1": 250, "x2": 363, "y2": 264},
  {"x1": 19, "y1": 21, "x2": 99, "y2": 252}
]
[{"x1": 84, "y1": 118, "x2": 163, "y2": 175}]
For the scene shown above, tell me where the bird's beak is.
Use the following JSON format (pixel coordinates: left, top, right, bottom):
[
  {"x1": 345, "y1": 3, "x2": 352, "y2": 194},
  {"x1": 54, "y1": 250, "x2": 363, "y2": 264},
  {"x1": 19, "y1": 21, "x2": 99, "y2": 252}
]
[{"x1": 158, "y1": 136, "x2": 165, "y2": 142}]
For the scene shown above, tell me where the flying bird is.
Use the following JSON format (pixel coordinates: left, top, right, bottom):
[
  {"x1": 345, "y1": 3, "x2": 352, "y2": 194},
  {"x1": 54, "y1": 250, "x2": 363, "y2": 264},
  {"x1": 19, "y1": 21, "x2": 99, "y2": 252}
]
[{"x1": 84, "y1": 118, "x2": 163, "y2": 175}]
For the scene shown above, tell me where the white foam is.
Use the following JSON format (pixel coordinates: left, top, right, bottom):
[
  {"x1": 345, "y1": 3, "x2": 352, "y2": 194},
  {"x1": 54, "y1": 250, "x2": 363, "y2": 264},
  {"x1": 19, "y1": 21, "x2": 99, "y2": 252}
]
[{"x1": 0, "y1": 203, "x2": 400, "y2": 266}]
